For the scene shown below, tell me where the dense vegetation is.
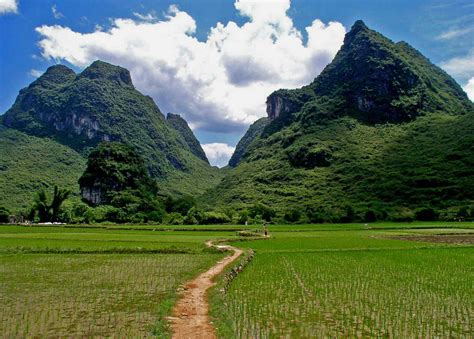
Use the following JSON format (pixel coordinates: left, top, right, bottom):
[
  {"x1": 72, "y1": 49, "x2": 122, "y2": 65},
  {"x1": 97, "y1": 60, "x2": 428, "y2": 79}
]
[
  {"x1": 228, "y1": 117, "x2": 269, "y2": 167},
  {"x1": 167, "y1": 113, "x2": 208, "y2": 163},
  {"x1": 0, "y1": 126, "x2": 85, "y2": 212},
  {"x1": 204, "y1": 21, "x2": 474, "y2": 222}
]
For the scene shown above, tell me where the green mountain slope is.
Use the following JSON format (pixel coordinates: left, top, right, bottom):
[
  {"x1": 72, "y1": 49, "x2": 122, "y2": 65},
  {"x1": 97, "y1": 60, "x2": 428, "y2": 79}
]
[
  {"x1": 205, "y1": 21, "x2": 474, "y2": 221},
  {"x1": 0, "y1": 126, "x2": 86, "y2": 212},
  {"x1": 229, "y1": 117, "x2": 269, "y2": 167},
  {"x1": 167, "y1": 113, "x2": 208, "y2": 163},
  {"x1": 1, "y1": 61, "x2": 223, "y2": 212},
  {"x1": 3, "y1": 61, "x2": 211, "y2": 177}
]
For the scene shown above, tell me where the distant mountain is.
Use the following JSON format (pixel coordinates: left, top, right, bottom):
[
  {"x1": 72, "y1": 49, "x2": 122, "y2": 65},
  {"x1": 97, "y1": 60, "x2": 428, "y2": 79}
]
[
  {"x1": 206, "y1": 20, "x2": 474, "y2": 221},
  {"x1": 1, "y1": 61, "x2": 222, "y2": 212}
]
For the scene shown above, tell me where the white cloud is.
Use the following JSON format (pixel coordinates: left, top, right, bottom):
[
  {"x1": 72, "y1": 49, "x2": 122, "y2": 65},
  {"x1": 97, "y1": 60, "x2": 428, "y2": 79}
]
[
  {"x1": 440, "y1": 50, "x2": 474, "y2": 78},
  {"x1": 437, "y1": 27, "x2": 473, "y2": 40},
  {"x1": 0, "y1": 0, "x2": 18, "y2": 14},
  {"x1": 29, "y1": 69, "x2": 43, "y2": 78},
  {"x1": 463, "y1": 78, "x2": 474, "y2": 101},
  {"x1": 51, "y1": 4, "x2": 63, "y2": 19},
  {"x1": 35, "y1": 0, "x2": 346, "y2": 133},
  {"x1": 202, "y1": 143, "x2": 236, "y2": 167}
]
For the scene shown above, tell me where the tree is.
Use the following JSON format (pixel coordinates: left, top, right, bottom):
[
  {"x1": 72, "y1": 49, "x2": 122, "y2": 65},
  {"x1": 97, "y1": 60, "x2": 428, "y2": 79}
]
[
  {"x1": 79, "y1": 142, "x2": 157, "y2": 205},
  {"x1": 32, "y1": 186, "x2": 70, "y2": 222},
  {"x1": 34, "y1": 189, "x2": 51, "y2": 222},
  {"x1": 364, "y1": 210, "x2": 376, "y2": 223},
  {"x1": 51, "y1": 186, "x2": 71, "y2": 222},
  {"x1": 415, "y1": 208, "x2": 438, "y2": 221}
]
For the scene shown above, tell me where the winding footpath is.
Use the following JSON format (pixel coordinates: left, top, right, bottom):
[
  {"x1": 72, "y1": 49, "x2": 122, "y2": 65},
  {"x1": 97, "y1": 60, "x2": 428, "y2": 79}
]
[{"x1": 170, "y1": 242, "x2": 243, "y2": 339}]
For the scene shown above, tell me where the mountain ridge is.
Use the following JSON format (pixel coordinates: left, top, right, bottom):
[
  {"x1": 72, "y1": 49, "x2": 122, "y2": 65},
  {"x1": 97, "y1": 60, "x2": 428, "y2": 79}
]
[
  {"x1": 208, "y1": 20, "x2": 474, "y2": 221},
  {"x1": 1, "y1": 60, "x2": 222, "y2": 212}
]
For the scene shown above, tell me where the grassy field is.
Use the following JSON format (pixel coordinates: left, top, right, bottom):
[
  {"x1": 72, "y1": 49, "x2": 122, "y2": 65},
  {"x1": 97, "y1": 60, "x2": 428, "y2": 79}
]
[
  {"x1": 1, "y1": 222, "x2": 472, "y2": 337},
  {"x1": 212, "y1": 225, "x2": 474, "y2": 338},
  {"x1": 0, "y1": 225, "x2": 234, "y2": 337}
]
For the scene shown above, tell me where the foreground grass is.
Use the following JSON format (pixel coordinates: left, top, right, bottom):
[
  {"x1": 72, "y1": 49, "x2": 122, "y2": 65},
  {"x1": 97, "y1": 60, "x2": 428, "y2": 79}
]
[
  {"x1": 212, "y1": 227, "x2": 473, "y2": 338},
  {"x1": 0, "y1": 253, "x2": 223, "y2": 337},
  {"x1": 0, "y1": 225, "x2": 231, "y2": 337}
]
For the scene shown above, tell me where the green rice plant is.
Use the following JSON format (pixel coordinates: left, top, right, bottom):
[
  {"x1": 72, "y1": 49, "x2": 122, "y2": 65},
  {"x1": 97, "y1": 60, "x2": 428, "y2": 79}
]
[
  {"x1": 0, "y1": 253, "x2": 223, "y2": 337},
  {"x1": 214, "y1": 230, "x2": 473, "y2": 338}
]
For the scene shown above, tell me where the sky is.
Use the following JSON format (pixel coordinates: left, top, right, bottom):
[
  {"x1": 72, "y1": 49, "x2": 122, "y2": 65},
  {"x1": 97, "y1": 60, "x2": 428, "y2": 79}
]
[{"x1": 1, "y1": 0, "x2": 473, "y2": 167}]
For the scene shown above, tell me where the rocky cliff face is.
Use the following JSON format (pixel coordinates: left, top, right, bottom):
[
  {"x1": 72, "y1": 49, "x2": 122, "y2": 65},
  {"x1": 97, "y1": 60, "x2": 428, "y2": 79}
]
[
  {"x1": 266, "y1": 91, "x2": 307, "y2": 120},
  {"x1": 80, "y1": 185, "x2": 103, "y2": 205}
]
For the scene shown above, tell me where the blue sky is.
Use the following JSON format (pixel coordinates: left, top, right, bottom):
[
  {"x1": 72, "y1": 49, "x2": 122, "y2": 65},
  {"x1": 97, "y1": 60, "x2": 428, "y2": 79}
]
[{"x1": 1, "y1": 0, "x2": 473, "y2": 166}]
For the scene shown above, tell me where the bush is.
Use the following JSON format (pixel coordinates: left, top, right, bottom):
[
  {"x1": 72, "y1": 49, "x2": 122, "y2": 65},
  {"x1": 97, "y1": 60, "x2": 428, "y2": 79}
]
[
  {"x1": 364, "y1": 210, "x2": 377, "y2": 222},
  {"x1": 283, "y1": 209, "x2": 301, "y2": 223},
  {"x1": 165, "y1": 212, "x2": 184, "y2": 225},
  {"x1": 415, "y1": 208, "x2": 438, "y2": 221},
  {"x1": 164, "y1": 195, "x2": 195, "y2": 215},
  {"x1": 237, "y1": 210, "x2": 249, "y2": 224},
  {"x1": 0, "y1": 207, "x2": 10, "y2": 223},
  {"x1": 201, "y1": 211, "x2": 231, "y2": 224},
  {"x1": 146, "y1": 209, "x2": 165, "y2": 223},
  {"x1": 340, "y1": 206, "x2": 355, "y2": 223},
  {"x1": 249, "y1": 204, "x2": 276, "y2": 222}
]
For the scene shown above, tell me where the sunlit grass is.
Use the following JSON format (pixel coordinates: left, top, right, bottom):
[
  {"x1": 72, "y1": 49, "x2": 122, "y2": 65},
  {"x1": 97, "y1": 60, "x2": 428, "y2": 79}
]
[{"x1": 214, "y1": 228, "x2": 473, "y2": 338}]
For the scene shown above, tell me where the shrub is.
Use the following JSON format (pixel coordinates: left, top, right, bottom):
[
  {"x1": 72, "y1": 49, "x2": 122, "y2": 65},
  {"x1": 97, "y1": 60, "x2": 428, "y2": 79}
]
[
  {"x1": 415, "y1": 208, "x2": 438, "y2": 221},
  {"x1": 364, "y1": 210, "x2": 377, "y2": 222},
  {"x1": 340, "y1": 206, "x2": 355, "y2": 223},
  {"x1": 201, "y1": 211, "x2": 231, "y2": 224},
  {"x1": 249, "y1": 204, "x2": 276, "y2": 222},
  {"x1": 283, "y1": 209, "x2": 302, "y2": 223},
  {"x1": 237, "y1": 210, "x2": 249, "y2": 224},
  {"x1": 0, "y1": 207, "x2": 10, "y2": 223}
]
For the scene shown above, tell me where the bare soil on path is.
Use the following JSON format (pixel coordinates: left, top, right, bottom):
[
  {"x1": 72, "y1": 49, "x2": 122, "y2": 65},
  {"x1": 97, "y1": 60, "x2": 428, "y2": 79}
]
[{"x1": 170, "y1": 242, "x2": 243, "y2": 339}]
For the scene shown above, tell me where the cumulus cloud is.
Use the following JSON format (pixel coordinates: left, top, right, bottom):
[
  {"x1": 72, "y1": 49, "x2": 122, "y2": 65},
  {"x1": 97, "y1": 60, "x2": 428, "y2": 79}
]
[
  {"x1": 35, "y1": 0, "x2": 346, "y2": 133},
  {"x1": 440, "y1": 49, "x2": 474, "y2": 78},
  {"x1": 0, "y1": 0, "x2": 18, "y2": 14},
  {"x1": 463, "y1": 78, "x2": 474, "y2": 101},
  {"x1": 202, "y1": 143, "x2": 236, "y2": 167},
  {"x1": 51, "y1": 4, "x2": 64, "y2": 19}
]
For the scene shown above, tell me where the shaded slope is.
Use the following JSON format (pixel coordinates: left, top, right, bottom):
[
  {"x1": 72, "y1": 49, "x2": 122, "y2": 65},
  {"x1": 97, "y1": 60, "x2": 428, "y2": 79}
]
[
  {"x1": 228, "y1": 117, "x2": 269, "y2": 167},
  {"x1": 0, "y1": 126, "x2": 86, "y2": 212},
  {"x1": 167, "y1": 113, "x2": 208, "y2": 163}
]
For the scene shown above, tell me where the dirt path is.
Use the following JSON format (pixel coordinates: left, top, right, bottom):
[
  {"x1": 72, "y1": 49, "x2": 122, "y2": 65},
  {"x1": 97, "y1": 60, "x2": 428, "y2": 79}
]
[{"x1": 170, "y1": 241, "x2": 243, "y2": 339}]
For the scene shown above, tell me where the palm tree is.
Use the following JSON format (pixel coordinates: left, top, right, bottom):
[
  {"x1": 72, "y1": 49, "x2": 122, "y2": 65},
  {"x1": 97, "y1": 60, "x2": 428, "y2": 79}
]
[
  {"x1": 34, "y1": 189, "x2": 50, "y2": 222},
  {"x1": 33, "y1": 186, "x2": 71, "y2": 222},
  {"x1": 51, "y1": 186, "x2": 71, "y2": 222}
]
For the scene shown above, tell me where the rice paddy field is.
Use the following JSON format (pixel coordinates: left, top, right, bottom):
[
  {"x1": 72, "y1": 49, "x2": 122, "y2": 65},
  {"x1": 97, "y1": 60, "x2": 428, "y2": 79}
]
[
  {"x1": 0, "y1": 225, "x2": 230, "y2": 337},
  {"x1": 212, "y1": 225, "x2": 474, "y2": 338},
  {"x1": 0, "y1": 222, "x2": 473, "y2": 337}
]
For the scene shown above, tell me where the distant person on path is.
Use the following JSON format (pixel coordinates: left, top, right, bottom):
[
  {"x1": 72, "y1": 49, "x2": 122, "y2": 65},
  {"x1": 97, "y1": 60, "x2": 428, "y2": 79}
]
[{"x1": 263, "y1": 222, "x2": 268, "y2": 237}]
